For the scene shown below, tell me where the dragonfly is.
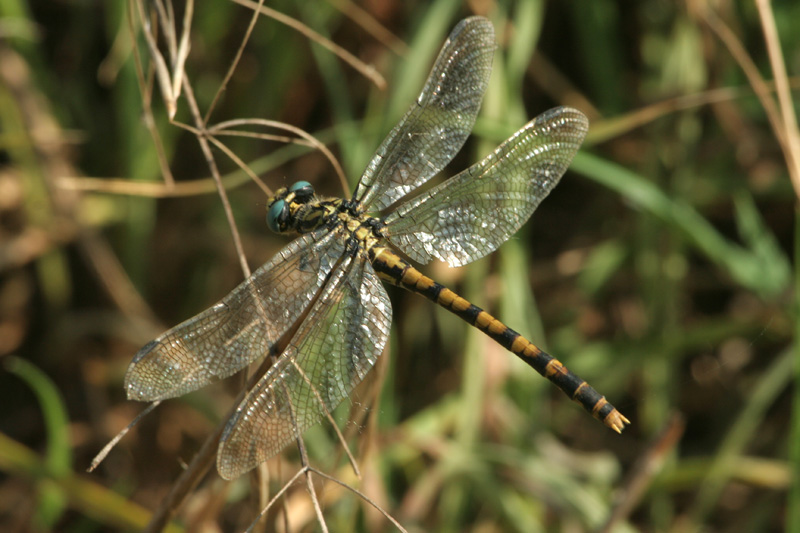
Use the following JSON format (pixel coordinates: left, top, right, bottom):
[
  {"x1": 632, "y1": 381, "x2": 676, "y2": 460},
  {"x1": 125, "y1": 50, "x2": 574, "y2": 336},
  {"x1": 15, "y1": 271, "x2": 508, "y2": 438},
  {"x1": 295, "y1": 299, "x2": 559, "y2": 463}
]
[{"x1": 125, "y1": 16, "x2": 629, "y2": 481}]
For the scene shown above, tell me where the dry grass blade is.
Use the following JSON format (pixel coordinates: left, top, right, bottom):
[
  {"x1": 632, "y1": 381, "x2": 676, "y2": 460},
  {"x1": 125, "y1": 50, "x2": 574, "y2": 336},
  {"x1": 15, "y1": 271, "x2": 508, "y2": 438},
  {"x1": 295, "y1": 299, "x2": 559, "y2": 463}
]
[
  {"x1": 307, "y1": 468, "x2": 408, "y2": 532},
  {"x1": 690, "y1": 0, "x2": 800, "y2": 198},
  {"x1": 127, "y1": 0, "x2": 175, "y2": 186},
  {"x1": 203, "y1": 135, "x2": 272, "y2": 196},
  {"x1": 56, "y1": 175, "x2": 247, "y2": 197},
  {"x1": 754, "y1": 0, "x2": 800, "y2": 196},
  {"x1": 88, "y1": 402, "x2": 160, "y2": 473},
  {"x1": 210, "y1": 119, "x2": 349, "y2": 196},
  {"x1": 230, "y1": 0, "x2": 386, "y2": 90},
  {"x1": 204, "y1": 0, "x2": 265, "y2": 124},
  {"x1": 170, "y1": 0, "x2": 193, "y2": 109},
  {"x1": 176, "y1": 77, "x2": 252, "y2": 276},
  {"x1": 134, "y1": 0, "x2": 178, "y2": 118}
]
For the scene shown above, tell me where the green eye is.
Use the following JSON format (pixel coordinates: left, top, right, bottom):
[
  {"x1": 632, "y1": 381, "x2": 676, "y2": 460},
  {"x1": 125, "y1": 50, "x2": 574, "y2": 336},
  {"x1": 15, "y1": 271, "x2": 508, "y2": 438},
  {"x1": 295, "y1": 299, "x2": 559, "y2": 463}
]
[
  {"x1": 266, "y1": 199, "x2": 285, "y2": 233},
  {"x1": 290, "y1": 181, "x2": 312, "y2": 193},
  {"x1": 289, "y1": 181, "x2": 314, "y2": 201}
]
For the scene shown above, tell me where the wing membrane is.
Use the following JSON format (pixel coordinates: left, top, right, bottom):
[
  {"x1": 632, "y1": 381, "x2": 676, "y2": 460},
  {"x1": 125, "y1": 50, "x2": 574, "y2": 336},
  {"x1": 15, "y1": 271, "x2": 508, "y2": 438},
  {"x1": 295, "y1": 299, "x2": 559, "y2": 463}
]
[
  {"x1": 383, "y1": 107, "x2": 588, "y2": 267},
  {"x1": 217, "y1": 254, "x2": 391, "y2": 479},
  {"x1": 353, "y1": 16, "x2": 495, "y2": 212},
  {"x1": 124, "y1": 227, "x2": 343, "y2": 401}
]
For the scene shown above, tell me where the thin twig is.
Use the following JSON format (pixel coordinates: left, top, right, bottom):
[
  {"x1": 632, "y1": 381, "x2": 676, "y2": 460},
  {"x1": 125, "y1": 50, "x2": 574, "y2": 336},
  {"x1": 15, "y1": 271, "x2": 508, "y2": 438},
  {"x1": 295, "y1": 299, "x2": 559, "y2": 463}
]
[
  {"x1": 204, "y1": 135, "x2": 272, "y2": 196},
  {"x1": 135, "y1": 0, "x2": 177, "y2": 118},
  {"x1": 168, "y1": 0, "x2": 193, "y2": 115},
  {"x1": 691, "y1": 1, "x2": 795, "y2": 189},
  {"x1": 180, "y1": 79, "x2": 252, "y2": 277},
  {"x1": 754, "y1": 0, "x2": 800, "y2": 199},
  {"x1": 210, "y1": 118, "x2": 350, "y2": 196},
  {"x1": 289, "y1": 358, "x2": 362, "y2": 479},
  {"x1": 244, "y1": 467, "x2": 308, "y2": 532},
  {"x1": 208, "y1": 129, "x2": 317, "y2": 146},
  {"x1": 311, "y1": 467, "x2": 408, "y2": 532},
  {"x1": 280, "y1": 379, "x2": 330, "y2": 533},
  {"x1": 151, "y1": 0, "x2": 175, "y2": 57},
  {"x1": 127, "y1": 0, "x2": 174, "y2": 186},
  {"x1": 204, "y1": 0, "x2": 266, "y2": 123},
  {"x1": 89, "y1": 402, "x2": 161, "y2": 472},
  {"x1": 78, "y1": 229, "x2": 157, "y2": 322},
  {"x1": 57, "y1": 174, "x2": 248, "y2": 197},
  {"x1": 229, "y1": 0, "x2": 386, "y2": 90}
]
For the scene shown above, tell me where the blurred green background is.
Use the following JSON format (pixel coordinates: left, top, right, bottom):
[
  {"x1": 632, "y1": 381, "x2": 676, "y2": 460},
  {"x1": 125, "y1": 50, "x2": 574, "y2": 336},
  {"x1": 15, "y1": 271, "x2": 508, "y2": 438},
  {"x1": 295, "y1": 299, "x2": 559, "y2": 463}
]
[{"x1": 1, "y1": 0, "x2": 798, "y2": 531}]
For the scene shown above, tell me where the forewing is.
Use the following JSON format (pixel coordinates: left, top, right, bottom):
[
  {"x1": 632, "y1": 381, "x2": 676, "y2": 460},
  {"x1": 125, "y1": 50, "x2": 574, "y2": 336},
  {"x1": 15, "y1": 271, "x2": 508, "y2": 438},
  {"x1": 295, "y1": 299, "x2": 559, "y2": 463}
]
[
  {"x1": 383, "y1": 107, "x2": 588, "y2": 267},
  {"x1": 124, "y1": 227, "x2": 344, "y2": 401},
  {"x1": 353, "y1": 16, "x2": 495, "y2": 212},
  {"x1": 217, "y1": 255, "x2": 391, "y2": 479}
]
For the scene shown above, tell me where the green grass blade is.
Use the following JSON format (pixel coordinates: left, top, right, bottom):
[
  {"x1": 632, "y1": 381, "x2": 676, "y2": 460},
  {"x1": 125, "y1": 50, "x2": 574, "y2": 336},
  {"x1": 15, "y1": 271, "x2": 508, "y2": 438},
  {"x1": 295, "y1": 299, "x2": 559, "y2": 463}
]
[
  {"x1": 5, "y1": 356, "x2": 71, "y2": 528},
  {"x1": 571, "y1": 152, "x2": 791, "y2": 296},
  {"x1": 789, "y1": 208, "x2": 800, "y2": 532}
]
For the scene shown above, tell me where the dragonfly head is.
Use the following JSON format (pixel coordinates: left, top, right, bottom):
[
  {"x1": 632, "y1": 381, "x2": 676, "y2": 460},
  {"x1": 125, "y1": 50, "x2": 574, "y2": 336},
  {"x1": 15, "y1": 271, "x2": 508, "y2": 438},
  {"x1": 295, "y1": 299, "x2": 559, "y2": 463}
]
[{"x1": 266, "y1": 181, "x2": 315, "y2": 233}]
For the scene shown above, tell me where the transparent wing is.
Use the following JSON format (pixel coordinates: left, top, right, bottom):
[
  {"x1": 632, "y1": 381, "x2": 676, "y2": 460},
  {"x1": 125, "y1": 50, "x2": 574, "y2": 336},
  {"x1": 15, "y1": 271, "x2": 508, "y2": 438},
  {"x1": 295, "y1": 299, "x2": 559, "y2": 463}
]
[
  {"x1": 383, "y1": 107, "x2": 588, "y2": 267},
  {"x1": 124, "y1": 227, "x2": 344, "y2": 401},
  {"x1": 353, "y1": 16, "x2": 495, "y2": 212},
  {"x1": 217, "y1": 254, "x2": 391, "y2": 479}
]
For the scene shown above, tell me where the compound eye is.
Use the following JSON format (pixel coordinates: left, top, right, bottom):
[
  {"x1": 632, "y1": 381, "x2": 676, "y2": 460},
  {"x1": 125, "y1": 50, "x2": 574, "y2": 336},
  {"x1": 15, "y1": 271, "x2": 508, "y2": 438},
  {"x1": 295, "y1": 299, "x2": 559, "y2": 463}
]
[
  {"x1": 266, "y1": 199, "x2": 286, "y2": 233},
  {"x1": 289, "y1": 180, "x2": 314, "y2": 200}
]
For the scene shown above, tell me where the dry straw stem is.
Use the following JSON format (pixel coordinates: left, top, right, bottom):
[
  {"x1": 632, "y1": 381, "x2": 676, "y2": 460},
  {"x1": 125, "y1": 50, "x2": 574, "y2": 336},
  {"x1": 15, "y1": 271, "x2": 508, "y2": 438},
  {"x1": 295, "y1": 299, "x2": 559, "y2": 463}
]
[
  {"x1": 209, "y1": 119, "x2": 350, "y2": 196},
  {"x1": 127, "y1": 0, "x2": 175, "y2": 185},
  {"x1": 230, "y1": 0, "x2": 386, "y2": 90},
  {"x1": 690, "y1": 0, "x2": 800, "y2": 199},
  {"x1": 203, "y1": 0, "x2": 261, "y2": 125},
  {"x1": 754, "y1": 0, "x2": 800, "y2": 197},
  {"x1": 57, "y1": 174, "x2": 249, "y2": 198}
]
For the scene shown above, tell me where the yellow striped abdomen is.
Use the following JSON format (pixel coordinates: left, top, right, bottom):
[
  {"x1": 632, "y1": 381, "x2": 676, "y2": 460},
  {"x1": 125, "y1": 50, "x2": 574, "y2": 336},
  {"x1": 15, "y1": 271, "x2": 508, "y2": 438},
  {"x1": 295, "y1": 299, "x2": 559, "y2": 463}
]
[{"x1": 369, "y1": 246, "x2": 629, "y2": 433}]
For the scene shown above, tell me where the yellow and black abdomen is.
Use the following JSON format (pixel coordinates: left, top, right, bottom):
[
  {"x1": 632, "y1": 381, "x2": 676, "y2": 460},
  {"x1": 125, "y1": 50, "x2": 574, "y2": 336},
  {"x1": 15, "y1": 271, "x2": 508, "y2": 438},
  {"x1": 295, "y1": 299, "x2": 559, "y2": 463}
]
[{"x1": 369, "y1": 245, "x2": 630, "y2": 433}]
